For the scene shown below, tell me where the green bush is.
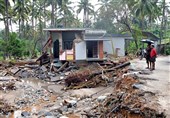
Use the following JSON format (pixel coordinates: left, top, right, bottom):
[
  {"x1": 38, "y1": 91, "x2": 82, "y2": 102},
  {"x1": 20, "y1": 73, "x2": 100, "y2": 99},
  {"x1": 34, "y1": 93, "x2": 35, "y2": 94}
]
[
  {"x1": 165, "y1": 45, "x2": 170, "y2": 55},
  {"x1": 0, "y1": 32, "x2": 39, "y2": 59},
  {"x1": 127, "y1": 40, "x2": 144, "y2": 54}
]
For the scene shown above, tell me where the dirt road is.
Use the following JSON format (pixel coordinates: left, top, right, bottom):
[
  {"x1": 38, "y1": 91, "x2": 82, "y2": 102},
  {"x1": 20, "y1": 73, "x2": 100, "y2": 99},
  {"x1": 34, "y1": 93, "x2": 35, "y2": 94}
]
[{"x1": 131, "y1": 56, "x2": 170, "y2": 117}]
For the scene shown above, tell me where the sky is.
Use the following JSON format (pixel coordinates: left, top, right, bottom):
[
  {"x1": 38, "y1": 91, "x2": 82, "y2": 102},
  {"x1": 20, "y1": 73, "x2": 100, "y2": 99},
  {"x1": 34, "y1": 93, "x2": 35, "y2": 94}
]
[{"x1": 0, "y1": 0, "x2": 170, "y2": 31}]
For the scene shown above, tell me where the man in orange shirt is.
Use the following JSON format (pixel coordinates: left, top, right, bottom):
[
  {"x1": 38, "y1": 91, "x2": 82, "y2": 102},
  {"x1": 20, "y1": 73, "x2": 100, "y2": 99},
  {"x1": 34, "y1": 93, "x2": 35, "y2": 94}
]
[{"x1": 150, "y1": 44, "x2": 157, "y2": 70}]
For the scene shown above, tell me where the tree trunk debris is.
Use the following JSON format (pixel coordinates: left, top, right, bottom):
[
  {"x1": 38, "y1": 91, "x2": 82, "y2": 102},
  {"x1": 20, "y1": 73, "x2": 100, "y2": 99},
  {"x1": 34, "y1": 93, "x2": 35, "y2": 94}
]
[{"x1": 0, "y1": 58, "x2": 167, "y2": 117}]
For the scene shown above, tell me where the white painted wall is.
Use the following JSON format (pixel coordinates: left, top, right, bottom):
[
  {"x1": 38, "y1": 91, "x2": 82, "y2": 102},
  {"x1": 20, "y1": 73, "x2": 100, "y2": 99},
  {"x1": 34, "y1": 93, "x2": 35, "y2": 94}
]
[
  {"x1": 75, "y1": 41, "x2": 87, "y2": 60},
  {"x1": 103, "y1": 37, "x2": 125, "y2": 56}
]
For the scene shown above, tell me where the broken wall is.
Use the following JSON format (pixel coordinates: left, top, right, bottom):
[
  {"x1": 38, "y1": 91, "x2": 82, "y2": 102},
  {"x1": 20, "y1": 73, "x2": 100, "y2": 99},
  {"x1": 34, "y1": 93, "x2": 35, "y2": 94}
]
[
  {"x1": 104, "y1": 37, "x2": 125, "y2": 56},
  {"x1": 75, "y1": 42, "x2": 86, "y2": 60}
]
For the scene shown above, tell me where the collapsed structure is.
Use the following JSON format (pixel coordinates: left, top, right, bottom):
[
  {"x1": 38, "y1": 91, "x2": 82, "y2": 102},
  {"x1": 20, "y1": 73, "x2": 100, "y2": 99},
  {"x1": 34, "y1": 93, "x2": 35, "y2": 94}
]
[{"x1": 42, "y1": 28, "x2": 110, "y2": 63}]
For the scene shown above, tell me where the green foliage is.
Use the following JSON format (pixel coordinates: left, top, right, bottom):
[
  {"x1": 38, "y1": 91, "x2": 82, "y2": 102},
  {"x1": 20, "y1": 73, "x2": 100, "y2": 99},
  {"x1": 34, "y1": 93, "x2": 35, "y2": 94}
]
[
  {"x1": 127, "y1": 41, "x2": 137, "y2": 54},
  {"x1": 164, "y1": 45, "x2": 170, "y2": 55},
  {"x1": 127, "y1": 40, "x2": 143, "y2": 54},
  {"x1": 0, "y1": 32, "x2": 38, "y2": 59}
]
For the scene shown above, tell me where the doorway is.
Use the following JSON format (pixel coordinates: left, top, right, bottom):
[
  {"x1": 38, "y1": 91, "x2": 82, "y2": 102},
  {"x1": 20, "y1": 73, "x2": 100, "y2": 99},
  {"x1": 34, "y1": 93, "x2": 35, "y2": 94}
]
[
  {"x1": 53, "y1": 40, "x2": 59, "y2": 58},
  {"x1": 86, "y1": 41, "x2": 98, "y2": 58}
]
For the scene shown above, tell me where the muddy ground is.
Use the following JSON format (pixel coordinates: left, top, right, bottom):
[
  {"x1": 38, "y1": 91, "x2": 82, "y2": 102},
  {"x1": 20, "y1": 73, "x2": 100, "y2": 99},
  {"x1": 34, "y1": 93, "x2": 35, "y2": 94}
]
[
  {"x1": 0, "y1": 56, "x2": 169, "y2": 118},
  {"x1": 130, "y1": 56, "x2": 170, "y2": 117}
]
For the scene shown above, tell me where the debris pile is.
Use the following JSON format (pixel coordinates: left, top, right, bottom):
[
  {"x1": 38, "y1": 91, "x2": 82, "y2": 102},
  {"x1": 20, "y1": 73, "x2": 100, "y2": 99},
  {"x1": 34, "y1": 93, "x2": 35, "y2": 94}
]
[
  {"x1": 0, "y1": 82, "x2": 16, "y2": 91},
  {"x1": 0, "y1": 58, "x2": 167, "y2": 117},
  {"x1": 82, "y1": 76, "x2": 166, "y2": 118},
  {"x1": 14, "y1": 84, "x2": 52, "y2": 108},
  {"x1": 0, "y1": 59, "x2": 130, "y2": 87},
  {"x1": 65, "y1": 61, "x2": 130, "y2": 89},
  {"x1": 0, "y1": 99, "x2": 16, "y2": 115}
]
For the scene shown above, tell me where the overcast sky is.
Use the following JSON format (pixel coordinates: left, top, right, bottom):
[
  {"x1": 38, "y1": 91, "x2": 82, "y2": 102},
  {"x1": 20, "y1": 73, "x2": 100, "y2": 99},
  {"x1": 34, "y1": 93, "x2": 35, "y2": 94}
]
[{"x1": 0, "y1": 0, "x2": 170, "y2": 31}]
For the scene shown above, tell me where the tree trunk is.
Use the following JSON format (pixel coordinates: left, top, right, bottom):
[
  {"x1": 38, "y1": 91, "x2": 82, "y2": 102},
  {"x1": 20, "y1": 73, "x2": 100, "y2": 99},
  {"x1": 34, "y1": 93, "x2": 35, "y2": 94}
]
[
  {"x1": 20, "y1": 19, "x2": 25, "y2": 38},
  {"x1": 160, "y1": 0, "x2": 166, "y2": 45},
  {"x1": 9, "y1": 19, "x2": 13, "y2": 32},
  {"x1": 118, "y1": 19, "x2": 138, "y2": 50},
  {"x1": 43, "y1": 1, "x2": 46, "y2": 28},
  {"x1": 54, "y1": 3, "x2": 57, "y2": 27},
  {"x1": 19, "y1": 19, "x2": 21, "y2": 38},
  {"x1": 23, "y1": 20, "x2": 25, "y2": 38},
  {"x1": 4, "y1": 0, "x2": 9, "y2": 40},
  {"x1": 83, "y1": 8, "x2": 87, "y2": 27},
  {"x1": 51, "y1": 1, "x2": 55, "y2": 28},
  {"x1": 32, "y1": 0, "x2": 35, "y2": 30}
]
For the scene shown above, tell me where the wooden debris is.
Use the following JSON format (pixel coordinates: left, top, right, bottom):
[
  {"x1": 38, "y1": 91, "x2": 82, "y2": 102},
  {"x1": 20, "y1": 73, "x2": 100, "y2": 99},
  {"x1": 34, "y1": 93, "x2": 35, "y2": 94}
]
[
  {"x1": 0, "y1": 98, "x2": 16, "y2": 114},
  {"x1": 56, "y1": 62, "x2": 68, "y2": 72},
  {"x1": 65, "y1": 62, "x2": 130, "y2": 89},
  {"x1": 97, "y1": 76, "x2": 166, "y2": 118},
  {"x1": 0, "y1": 82, "x2": 16, "y2": 91}
]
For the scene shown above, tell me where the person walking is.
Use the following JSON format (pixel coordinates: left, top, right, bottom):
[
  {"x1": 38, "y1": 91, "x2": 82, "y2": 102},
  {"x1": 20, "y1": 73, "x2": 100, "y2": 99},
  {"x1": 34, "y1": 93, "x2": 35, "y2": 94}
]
[
  {"x1": 150, "y1": 44, "x2": 157, "y2": 70},
  {"x1": 145, "y1": 44, "x2": 151, "y2": 69}
]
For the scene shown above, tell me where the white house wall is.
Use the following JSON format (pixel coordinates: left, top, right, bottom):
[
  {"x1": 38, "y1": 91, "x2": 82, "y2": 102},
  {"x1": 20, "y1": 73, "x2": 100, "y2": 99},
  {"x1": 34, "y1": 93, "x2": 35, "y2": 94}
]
[
  {"x1": 103, "y1": 37, "x2": 125, "y2": 56},
  {"x1": 75, "y1": 41, "x2": 87, "y2": 60}
]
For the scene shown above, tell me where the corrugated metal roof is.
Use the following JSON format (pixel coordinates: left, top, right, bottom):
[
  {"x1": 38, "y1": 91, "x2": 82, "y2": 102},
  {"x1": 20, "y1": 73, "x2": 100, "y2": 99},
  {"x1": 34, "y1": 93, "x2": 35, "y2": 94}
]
[
  {"x1": 85, "y1": 30, "x2": 106, "y2": 35},
  {"x1": 43, "y1": 28, "x2": 86, "y2": 31},
  {"x1": 85, "y1": 32, "x2": 111, "y2": 41},
  {"x1": 43, "y1": 28, "x2": 107, "y2": 34},
  {"x1": 102, "y1": 33, "x2": 132, "y2": 37},
  {"x1": 84, "y1": 38, "x2": 110, "y2": 41}
]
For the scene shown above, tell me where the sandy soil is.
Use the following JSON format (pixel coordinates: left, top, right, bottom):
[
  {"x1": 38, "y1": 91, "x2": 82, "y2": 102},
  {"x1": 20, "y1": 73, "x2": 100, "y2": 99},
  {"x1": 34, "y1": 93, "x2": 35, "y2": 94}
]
[{"x1": 131, "y1": 56, "x2": 170, "y2": 117}]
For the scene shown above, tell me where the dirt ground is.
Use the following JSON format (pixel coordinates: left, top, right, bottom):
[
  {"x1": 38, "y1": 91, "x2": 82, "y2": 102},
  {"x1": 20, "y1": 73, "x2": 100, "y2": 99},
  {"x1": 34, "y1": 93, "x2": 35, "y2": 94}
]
[
  {"x1": 0, "y1": 56, "x2": 169, "y2": 118},
  {"x1": 130, "y1": 55, "x2": 170, "y2": 117}
]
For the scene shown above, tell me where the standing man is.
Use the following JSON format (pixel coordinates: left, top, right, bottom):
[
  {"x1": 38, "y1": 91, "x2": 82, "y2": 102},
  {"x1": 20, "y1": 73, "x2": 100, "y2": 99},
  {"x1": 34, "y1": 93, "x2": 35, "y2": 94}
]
[
  {"x1": 145, "y1": 43, "x2": 151, "y2": 69},
  {"x1": 150, "y1": 44, "x2": 157, "y2": 70}
]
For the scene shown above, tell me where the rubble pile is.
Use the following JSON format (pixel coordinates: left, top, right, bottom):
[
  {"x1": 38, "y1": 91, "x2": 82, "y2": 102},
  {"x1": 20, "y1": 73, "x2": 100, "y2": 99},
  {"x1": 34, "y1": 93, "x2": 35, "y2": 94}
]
[
  {"x1": 0, "y1": 59, "x2": 130, "y2": 86},
  {"x1": 0, "y1": 99, "x2": 16, "y2": 115},
  {"x1": 83, "y1": 76, "x2": 166, "y2": 118},
  {"x1": 0, "y1": 59, "x2": 167, "y2": 117},
  {"x1": 65, "y1": 61, "x2": 130, "y2": 89},
  {"x1": 14, "y1": 84, "x2": 52, "y2": 108},
  {"x1": 0, "y1": 82, "x2": 16, "y2": 91}
]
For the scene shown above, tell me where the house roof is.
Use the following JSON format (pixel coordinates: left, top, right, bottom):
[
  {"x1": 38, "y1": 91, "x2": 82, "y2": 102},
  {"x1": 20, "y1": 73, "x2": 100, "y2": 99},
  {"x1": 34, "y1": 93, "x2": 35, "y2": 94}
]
[
  {"x1": 43, "y1": 28, "x2": 86, "y2": 32},
  {"x1": 85, "y1": 32, "x2": 111, "y2": 41},
  {"x1": 142, "y1": 31, "x2": 160, "y2": 41},
  {"x1": 84, "y1": 37, "x2": 110, "y2": 41},
  {"x1": 111, "y1": 34, "x2": 132, "y2": 37},
  {"x1": 44, "y1": 28, "x2": 109, "y2": 41}
]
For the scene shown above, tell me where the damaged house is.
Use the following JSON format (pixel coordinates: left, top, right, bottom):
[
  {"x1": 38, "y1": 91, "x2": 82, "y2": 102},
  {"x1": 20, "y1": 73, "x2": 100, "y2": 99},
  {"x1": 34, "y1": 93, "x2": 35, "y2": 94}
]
[{"x1": 42, "y1": 28, "x2": 110, "y2": 63}]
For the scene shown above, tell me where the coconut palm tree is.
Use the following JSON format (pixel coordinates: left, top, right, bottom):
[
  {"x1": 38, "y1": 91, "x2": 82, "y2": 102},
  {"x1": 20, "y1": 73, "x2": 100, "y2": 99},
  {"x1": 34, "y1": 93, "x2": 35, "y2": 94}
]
[
  {"x1": 58, "y1": 0, "x2": 73, "y2": 27},
  {"x1": 97, "y1": 0, "x2": 111, "y2": 12},
  {"x1": 13, "y1": 0, "x2": 31, "y2": 38},
  {"x1": 45, "y1": 0, "x2": 62, "y2": 27},
  {"x1": 0, "y1": 0, "x2": 15, "y2": 40},
  {"x1": 132, "y1": 0, "x2": 160, "y2": 29},
  {"x1": 0, "y1": 0, "x2": 5, "y2": 25},
  {"x1": 77, "y1": 0, "x2": 94, "y2": 27}
]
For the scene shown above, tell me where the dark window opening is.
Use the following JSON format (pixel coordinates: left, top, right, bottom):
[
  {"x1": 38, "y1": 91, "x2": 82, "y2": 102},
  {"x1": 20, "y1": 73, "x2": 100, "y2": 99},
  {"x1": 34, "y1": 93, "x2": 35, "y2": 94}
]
[
  {"x1": 63, "y1": 41, "x2": 73, "y2": 50},
  {"x1": 62, "y1": 32, "x2": 75, "y2": 50},
  {"x1": 87, "y1": 41, "x2": 98, "y2": 58}
]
